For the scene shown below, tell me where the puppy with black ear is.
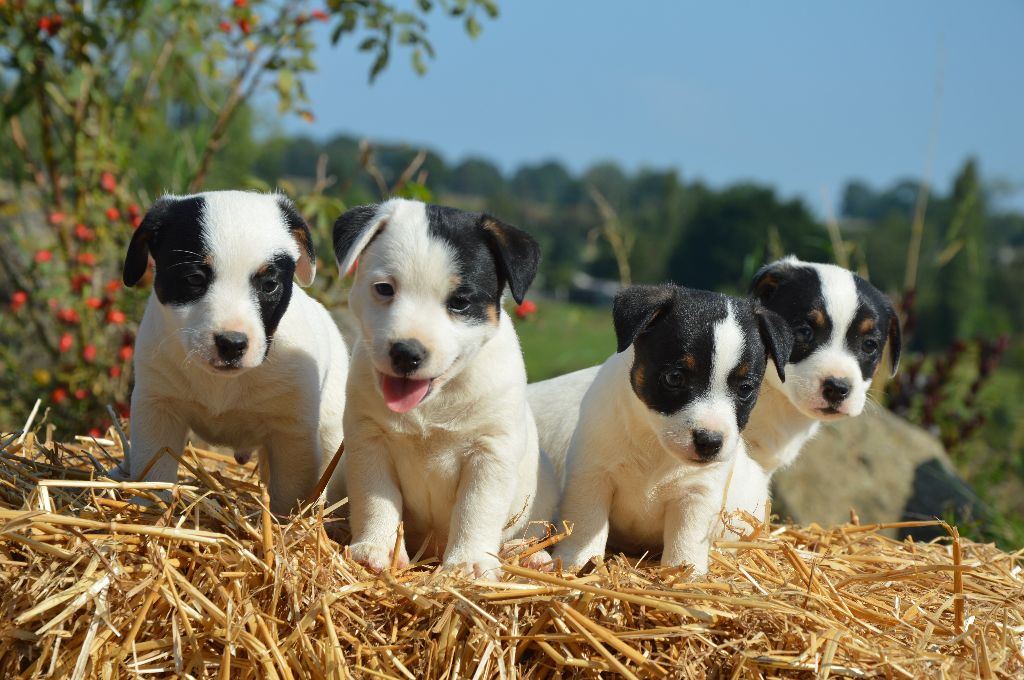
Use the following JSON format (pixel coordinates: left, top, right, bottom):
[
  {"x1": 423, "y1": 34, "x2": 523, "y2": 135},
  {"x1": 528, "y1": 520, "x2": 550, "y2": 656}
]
[
  {"x1": 744, "y1": 256, "x2": 901, "y2": 473},
  {"x1": 114, "y1": 191, "x2": 348, "y2": 514},
  {"x1": 328, "y1": 198, "x2": 558, "y2": 578},
  {"x1": 550, "y1": 285, "x2": 792, "y2": 574}
]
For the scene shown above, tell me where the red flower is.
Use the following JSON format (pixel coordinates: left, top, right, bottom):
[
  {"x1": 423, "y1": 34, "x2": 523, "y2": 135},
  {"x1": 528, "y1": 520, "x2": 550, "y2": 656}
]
[
  {"x1": 109, "y1": 365, "x2": 122, "y2": 378},
  {"x1": 100, "y1": 171, "x2": 117, "y2": 193},
  {"x1": 312, "y1": 9, "x2": 329, "y2": 21},
  {"x1": 106, "y1": 308, "x2": 127, "y2": 325},
  {"x1": 105, "y1": 207, "x2": 120, "y2": 221},
  {"x1": 105, "y1": 279, "x2": 121, "y2": 294},
  {"x1": 34, "y1": 249, "x2": 53, "y2": 264},
  {"x1": 38, "y1": 16, "x2": 52, "y2": 33},
  {"x1": 515, "y1": 299, "x2": 538, "y2": 319},
  {"x1": 237, "y1": 18, "x2": 251, "y2": 35},
  {"x1": 233, "y1": 0, "x2": 247, "y2": 7},
  {"x1": 118, "y1": 345, "x2": 134, "y2": 363},
  {"x1": 10, "y1": 290, "x2": 27, "y2": 312},
  {"x1": 88, "y1": 427, "x2": 102, "y2": 438},
  {"x1": 85, "y1": 296, "x2": 103, "y2": 310},
  {"x1": 49, "y1": 211, "x2": 65, "y2": 225},
  {"x1": 219, "y1": 20, "x2": 232, "y2": 33},
  {"x1": 82, "y1": 344, "x2": 97, "y2": 363},
  {"x1": 131, "y1": 215, "x2": 143, "y2": 229},
  {"x1": 56, "y1": 308, "x2": 81, "y2": 325},
  {"x1": 74, "y1": 388, "x2": 88, "y2": 400},
  {"x1": 74, "y1": 223, "x2": 96, "y2": 241},
  {"x1": 51, "y1": 387, "x2": 68, "y2": 404},
  {"x1": 70, "y1": 273, "x2": 91, "y2": 293},
  {"x1": 38, "y1": 15, "x2": 61, "y2": 35},
  {"x1": 78, "y1": 252, "x2": 97, "y2": 267},
  {"x1": 128, "y1": 203, "x2": 141, "y2": 217},
  {"x1": 58, "y1": 332, "x2": 73, "y2": 353}
]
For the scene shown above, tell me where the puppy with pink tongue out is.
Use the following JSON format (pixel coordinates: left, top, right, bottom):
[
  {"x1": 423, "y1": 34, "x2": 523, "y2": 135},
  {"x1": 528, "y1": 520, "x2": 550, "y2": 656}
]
[{"x1": 327, "y1": 199, "x2": 558, "y2": 578}]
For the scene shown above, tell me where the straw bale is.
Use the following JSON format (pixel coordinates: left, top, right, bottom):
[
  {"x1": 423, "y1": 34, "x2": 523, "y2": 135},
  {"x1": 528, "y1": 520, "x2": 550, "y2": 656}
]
[{"x1": 1, "y1": 430, "x2": 1021, "y2": 678}]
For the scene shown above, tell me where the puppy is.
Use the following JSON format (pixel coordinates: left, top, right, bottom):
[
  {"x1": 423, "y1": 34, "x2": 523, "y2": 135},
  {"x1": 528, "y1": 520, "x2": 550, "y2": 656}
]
[
  {"x1": 743, "y1": 256, "x2": 901, "y2": 473},
  {"x1": 329, "y1": 198, "x2": 557, "y2": 577},
  {"x1": 550, "y1": 285, "x2": 791, "y2": 574},
  {"x1": 115, "y1": 191, "x2": 348, "y2": 514}
]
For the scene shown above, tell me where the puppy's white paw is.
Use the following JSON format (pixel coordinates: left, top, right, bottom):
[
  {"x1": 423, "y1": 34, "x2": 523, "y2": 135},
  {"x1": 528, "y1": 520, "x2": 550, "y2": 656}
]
[
  {"x1": 521, "y1": 549, "x2": 554, "y2": 572},
  {"x1": 552, "y1": 547, "x2": 599, "y2": 573},
  {"x1": 442, "y1": 554, "x2": 503, "y2": 579},
  {"x1": 350, "y1": 542, "x2": 409, "y2": 573}
]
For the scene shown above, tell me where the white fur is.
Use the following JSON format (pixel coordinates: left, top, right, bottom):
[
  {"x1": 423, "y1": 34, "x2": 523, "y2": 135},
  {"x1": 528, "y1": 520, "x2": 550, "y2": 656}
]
[
  {"x1": 114, "y1": 191, "x2": 348, "y2": 514},
  {"x1": 551, "y1": 305, "x2": 765, "y2": 576},
  {"x1": 331, "y1": 199, "x2": 557, "y2": 578}
]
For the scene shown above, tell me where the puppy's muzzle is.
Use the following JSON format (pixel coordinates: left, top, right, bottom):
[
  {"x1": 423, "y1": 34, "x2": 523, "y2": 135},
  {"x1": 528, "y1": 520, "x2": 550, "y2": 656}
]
[
  {"x1": 821, "y1": 377, "x2": 851, "y2": 407},
  {"x1": 692, "y1": 429, "x2": 724, "y2": 460},
  {"x1": 389, "y1": 339, "x2": 428, "y2": 376},
  {"x1": 214, "y1": 331, "x2": 249, "y2": 363}
]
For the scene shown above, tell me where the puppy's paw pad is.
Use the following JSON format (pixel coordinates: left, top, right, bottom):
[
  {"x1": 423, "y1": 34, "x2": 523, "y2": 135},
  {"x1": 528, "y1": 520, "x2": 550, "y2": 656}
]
[
  {"x1": 349, "y1": 543, "x2": 403, "y2": 573},
  {"x1": 521, "y1": 549, "x2": 554, "y2": 572}
]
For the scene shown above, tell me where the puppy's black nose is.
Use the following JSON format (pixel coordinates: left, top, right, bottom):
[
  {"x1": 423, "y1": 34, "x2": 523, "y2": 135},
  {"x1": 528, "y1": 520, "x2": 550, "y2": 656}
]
[
  {"x1": 390, "y1": 339, "x2": 428, "y2": 375},
  {"x1": 214, "y1": 331, "x2": 249, "y2": 361},
  {"x1": 822, "y1": 377, "x2": 851, "y2": 403},
  {"x1": 692, "y1": 429, "x2": 724, "y2": 459}
]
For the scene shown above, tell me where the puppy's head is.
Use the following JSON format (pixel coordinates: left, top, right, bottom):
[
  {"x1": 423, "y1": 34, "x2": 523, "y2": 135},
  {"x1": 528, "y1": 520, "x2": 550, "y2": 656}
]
[
  {"x1": 614, "y1": 284, "x2": 792, "y2": 465},
  {"x1": 750, "y1": 256, "x2": 901, "y2": 419},
  {"x1": 123, "y1": 191, "x2": 316, "y2": 373},
  {"x1": 334, "y1": 198, "x2": 539, "y2": 413}
]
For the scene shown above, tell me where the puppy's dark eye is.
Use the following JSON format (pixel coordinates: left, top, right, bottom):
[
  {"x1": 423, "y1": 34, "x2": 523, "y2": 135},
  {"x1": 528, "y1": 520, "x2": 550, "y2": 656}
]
[
  {"x1": 794, "y1": 324, "x2": 814, "y2": 344},
  {"x1": 661, "y1": 369, "x2": 685, "y2": 389},
  {"x1": 448, "y1": 295, "x2": 471, "y2": 314},
  {"x1": 185, "y1": 273, "x2": 206, "y2": 288},
  {"x1": 736, "y1": 381, "x2": 756, "y2": 400},
  {"x1": 862, "y1": 338, "x2": 879, "y2": 354},
  {"x1": 374, "y1": 282, "x2": 395, "y2": 298},
  {"x1": 260, "y1": 278, "x2": 280, "y2": 295}
]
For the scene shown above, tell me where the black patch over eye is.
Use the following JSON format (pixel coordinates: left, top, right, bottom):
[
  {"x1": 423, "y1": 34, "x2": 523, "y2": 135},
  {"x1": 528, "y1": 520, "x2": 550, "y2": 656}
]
[
  {"x1": 448, "y1": 295, "x2": 471, "y2": 314},
  {"x1": 184, "y1": 272, "x2": 207, "y2": 288},
  {"x1": 260, "y1": 278, "x2": 280, "y2": 295},
  {"x1": 661, "y1": 369, "x2": 685, "y2": 389},
  {"x1": 736, "y1": 381, "x2": 756, "y2": 400},
  {"x1": 794, "y1": 324, "x2": 813, "y2": 343},
  {"x1": 862, "y1": 338, "x2": 879, "y2": 354},
  {"x1": 374, "y1": 282, "x2": 395, "y2": 298}
]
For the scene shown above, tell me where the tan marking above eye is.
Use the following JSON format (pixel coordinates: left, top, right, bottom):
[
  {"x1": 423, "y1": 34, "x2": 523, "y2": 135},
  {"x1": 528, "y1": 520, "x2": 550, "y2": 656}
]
[
  {"x1": 859, "y1": 318, "x2": 876, "y2": 334},
  {"x1": 735, "y1": 363, "x2": 750, "y2": 377},
  {"x1": 633, "y1": 363, "x2": 646, "y2": 389},
  {"x1": 682, "y1": 354, "x2": 696, "y2": 370},
  {"x1": 808, "y1": 309, "x2": 826, "y2": 326}
]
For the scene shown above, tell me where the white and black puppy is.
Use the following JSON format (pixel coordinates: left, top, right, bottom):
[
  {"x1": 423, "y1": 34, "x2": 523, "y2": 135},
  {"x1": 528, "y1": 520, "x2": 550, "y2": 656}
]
[
  {"x1": 115, "y1": 191, "x2": 348, "y2": 514},
  {"x1": 743, "y1": 256, "x2": 901, "y2": 473},
  {"x1": 550, "y1": 285, "x2": 791, "y2": 574},
  {"x1": 328, "y1": 198, "x2": 557, "y2": 577}
]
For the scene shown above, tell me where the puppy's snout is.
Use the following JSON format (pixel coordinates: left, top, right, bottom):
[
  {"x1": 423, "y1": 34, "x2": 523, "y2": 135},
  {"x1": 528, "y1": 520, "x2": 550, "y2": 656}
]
[
  {"x1": 214, "y1": 331, "x2": 249, "y2": 362},
  {"x1": 389, "y1": 339, "x2": 428, "y2": 375},
  {"x1": 821, "y1": 377, "x2": 851, "y2": 404},
  {"x1": 692, "y1": 429, "x2": 724, "y2": 459}
]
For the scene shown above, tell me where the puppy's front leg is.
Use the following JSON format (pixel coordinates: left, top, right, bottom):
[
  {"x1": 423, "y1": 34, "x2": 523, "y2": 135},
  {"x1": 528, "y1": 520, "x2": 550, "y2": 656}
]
[
  {"x1": 263, "y1": 428, "x2": 324, "y2": 516},
  {"x1": 661, "y1": 489, "x2": 719, "y2": 576},
  {"x1": 442, "y1": 447, "x2": 516, "y2": 578},
  {"x1": 346, "y1": 436, "x2": 409, "y2": 572},
  {"x1": 116, "y1": 395, "x2": 188, "y2": 485},
  {"x1": 551, "y1": 466, "x2": 613, "y2": 571}
]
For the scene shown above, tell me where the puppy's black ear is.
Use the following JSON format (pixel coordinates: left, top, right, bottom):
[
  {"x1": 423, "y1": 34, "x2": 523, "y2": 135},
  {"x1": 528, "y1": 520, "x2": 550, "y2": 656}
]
[
  {"x1": 123, "y1": 196, "x2": 174, "y2": 287},
  {"x1": 480, "y1": 215, "x2": 540, "y2": 304},
  {"x1": 612, "y1": 285, "x2": 675, "y2": 353},
  {"x1": 277, "y1": 195, "x2": 316, "y2": 287},
  {"x1": 884, "y1": 299, "x2": 902, "y2": 377},
  {"x1": 754, "y1": 306, "x2": 794, "y2": 382},
  {"x1": 750, "y1": 257, "x2": 797, "y2": 303},
  {"x1": 333, "y1": 204, "x2": 383, "y2": 277}
]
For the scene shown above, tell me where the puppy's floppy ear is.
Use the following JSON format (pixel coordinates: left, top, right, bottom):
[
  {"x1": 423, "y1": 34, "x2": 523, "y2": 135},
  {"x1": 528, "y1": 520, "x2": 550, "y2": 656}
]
[
  {"x1": 277, "y1": 195, "x2": 316, "y2": 287},
  {"x1": 123, "y1": 196, "x2": 175, "y2": 287},
  {"x1": 750, "y1": 257, "x2": 796, "y2": 303},
  {"x1": 883, "y1": 297, "x2": 902, "y2": 376},
  {"x1": 612, "y1": 285, "x2": 675, "y2": 353},
  {"x1": 754, "y1": 305, "x2": 794, "y2": 382},
  {"x1": 480, "y1": 215, "x2": 540, "y2": 304},
  {"x1": 333, "y1": 204, "x2": 384, "y2": 277}
]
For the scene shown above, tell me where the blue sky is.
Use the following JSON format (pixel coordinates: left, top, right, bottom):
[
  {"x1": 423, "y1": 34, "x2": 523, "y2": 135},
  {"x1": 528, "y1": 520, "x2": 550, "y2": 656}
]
[{"x1": 283, "y1": 1, "x2": 1024, "y2": 214}]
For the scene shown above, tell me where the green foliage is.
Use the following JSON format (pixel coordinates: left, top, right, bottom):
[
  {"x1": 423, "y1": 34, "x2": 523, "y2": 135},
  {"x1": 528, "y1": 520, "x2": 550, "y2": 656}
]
[{"x1": 513, "y1": 300, "x2": 615, "y2": 382}]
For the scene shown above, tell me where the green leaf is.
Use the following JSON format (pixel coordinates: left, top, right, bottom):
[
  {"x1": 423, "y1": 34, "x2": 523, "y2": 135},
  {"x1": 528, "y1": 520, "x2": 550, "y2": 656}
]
[
  {"x1": 412, "y1": 48, "x2": 427, "y2": 75},
  {"x1": 358, "y1": 37, "x2": 380, "y2": 52},
  {"x1": 465, "y1": 15, "x2": 481, "y2": 38},
  {"x1": 369, "y1": 49, "x2": 389, "y2": 82}
]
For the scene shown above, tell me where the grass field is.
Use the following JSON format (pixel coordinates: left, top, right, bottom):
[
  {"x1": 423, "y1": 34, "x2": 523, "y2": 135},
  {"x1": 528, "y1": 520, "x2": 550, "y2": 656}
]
[{"x1": 515, "y1": 299, "x2": 615, "y2": 382}]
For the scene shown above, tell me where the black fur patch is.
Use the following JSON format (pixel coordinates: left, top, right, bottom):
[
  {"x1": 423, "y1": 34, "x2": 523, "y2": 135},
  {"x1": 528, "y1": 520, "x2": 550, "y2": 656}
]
[
  {"x1": 333, "y1": 204, "x2": 380, "y2": 268},
  {"x1": 254, "y1": 253, "x2": 295, "y2": 349},
  {"x1": 615, "y1": 285, "x2": 767, "y2": 429}
]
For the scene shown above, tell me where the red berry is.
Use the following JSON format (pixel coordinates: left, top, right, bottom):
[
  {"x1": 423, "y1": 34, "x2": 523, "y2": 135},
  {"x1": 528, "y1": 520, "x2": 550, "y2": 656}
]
[
  {"x1": 128, "y1": 203, "x2": 140, "y2": 217},
  {"x1": 77, "y1": 252, "x2": 97, "y2": 267},
  {"x1": 237, "y1": 18, "x2": 250, "y2": 35},
  {"x1": 219, "y1": 20, "x2": 232, "y2": 33},
  {"x1": 49, "y1": 211, "x2": 65, "y2": 225},
  {"x1": 10, "y1": 290, "x2": 27, "y2": 312},
  {"x1": 105, "y1": 207, "x2": 120, "y2": 221},
  {"x1": 312, "y1": 9, "x2": 329, "y2": 21},
  {"x1": 74, "y1": 223, "x2": 96, "y2": 241},
  {"x1": 56, "y1": 308, "x2": 81, "y2": 325},
  {"x1": 34, "y1": 250, "x2": 53, "y2": 263},
  {"x1": 70, "y1": 273, "x2": 91, "y2": 293},
  {"x1": 51, "y1": 387, "x2": 68, "y2": 404},
  {"x1": 85, "y1": 296, "x2": 103, "y2": 310},
  {"x1": 515, "y1": 299, "x2": 538, "y2": 319},
  {"x1": 118, "y1": 345, "x2": 134, "y2": 363},
  {"x1": 74, "y1": 388, "x2": 88, "y2": 400},
  {"x1": 88, "y1": 427, "x2": 102, "y2": 438},
  {"x1": 100, "y1": 171, "x2": 117, "y2": 193},
  {"x1": 131, "y1": 215, "x2": 142, "y2": 229},
  {"x1": 58, "y1": 332, "x2": 73, "y2": 353},
  {"x1": 82, "y1": 344, "x2": 97, "y2": 363},
  {"x1": 38, "y1": 16, "x2": 51, "y2": 33},
  {"x1": 106, "y1": 308, "x2": 127, "y2": 325},
  {"x1": 105, "y1": 279, "x2": 121, "y2": 294},
  {"x1": 233, "y1": 0, "x2": 248, "y2": 7},
  {"x1": 109, "y1": 365, "x2": 122, "y2": 378}
]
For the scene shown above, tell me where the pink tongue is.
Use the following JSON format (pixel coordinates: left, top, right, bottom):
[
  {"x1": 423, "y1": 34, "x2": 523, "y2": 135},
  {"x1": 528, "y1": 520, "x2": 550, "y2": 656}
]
[{"x1": 381, "y1": 375, "x2": 431, "y2": 413}]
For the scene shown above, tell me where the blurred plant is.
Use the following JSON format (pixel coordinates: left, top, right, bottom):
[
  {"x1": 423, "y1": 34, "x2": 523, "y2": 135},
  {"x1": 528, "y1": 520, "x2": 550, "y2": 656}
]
[{"x1": 0, "y1": 0, "x2": 496, "y2": 433}]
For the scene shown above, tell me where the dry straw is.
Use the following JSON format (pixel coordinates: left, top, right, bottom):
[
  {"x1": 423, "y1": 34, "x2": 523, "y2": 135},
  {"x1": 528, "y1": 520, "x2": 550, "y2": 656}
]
[{"x1": 1, "y1": 429, "x2": 1022, "y2": 678}]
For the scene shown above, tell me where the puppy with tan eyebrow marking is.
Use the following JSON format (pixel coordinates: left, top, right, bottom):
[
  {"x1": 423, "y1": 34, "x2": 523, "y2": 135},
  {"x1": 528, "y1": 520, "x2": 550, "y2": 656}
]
[{"x1": 328, "y1": 198, "x2": 557, "y2": 578}]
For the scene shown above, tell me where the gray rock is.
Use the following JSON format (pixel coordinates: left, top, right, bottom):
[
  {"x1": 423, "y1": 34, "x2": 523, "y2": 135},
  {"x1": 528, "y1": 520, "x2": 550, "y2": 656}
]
[{"x1": 771, "y1": 406, "x2": 985, "y2": 540}]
